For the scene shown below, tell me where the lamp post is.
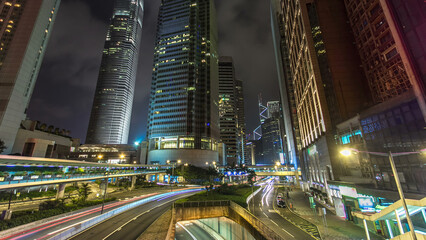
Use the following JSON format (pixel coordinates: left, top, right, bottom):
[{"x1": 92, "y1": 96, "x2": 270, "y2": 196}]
[
  {"x1": 167, "y1": 160, "x2": 181, "y2": 192},
  {"x1": 340, "y1": 148, "x2": 424, "y2": 240},
  {"x1": 98, "y1": 154, "x2": 109, "y2": 214}
]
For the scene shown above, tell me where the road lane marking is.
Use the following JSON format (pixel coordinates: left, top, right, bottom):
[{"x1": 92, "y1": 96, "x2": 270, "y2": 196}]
[
  {"x1": 281, "y1": 228, "x2": 295, "y2": 238},
  {"x1": 102, "y1": 198, "x2": 176, "y2": 240},
  {"x1": 177, "y1": 222, "x2": 197, "y2": 240}
]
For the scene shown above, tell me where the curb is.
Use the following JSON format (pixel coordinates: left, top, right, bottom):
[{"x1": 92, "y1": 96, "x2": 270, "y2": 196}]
[{"x1": 275, "y1": 188, "x2": 322, "y2": 240}]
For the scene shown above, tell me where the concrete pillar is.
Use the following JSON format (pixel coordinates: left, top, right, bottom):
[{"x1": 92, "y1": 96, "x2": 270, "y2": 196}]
[
  {"x1": 422, "y1": 209, "x2": 426, "y2": 224},
  {"x1": 100, "y1": 179, "x2": 108, "y2": 197},
  {"x1": 386, "y1": 219, "x2": 394, "y2": 238},
  {"x1": 363, "y1": 219, "x2": 371, "y2": 240},
  {"x1": 146, "y1": 174, "x2": 153, "y2": 182},
  {"x1": 395, "y1": 210, "x2": 404, "y2": 235},
  {"x1": 56, "y1": 183, "x2": 66, "y2": 199},
  {"x1": 130, "y1": 176, "x2": 136, "y2": 190}
]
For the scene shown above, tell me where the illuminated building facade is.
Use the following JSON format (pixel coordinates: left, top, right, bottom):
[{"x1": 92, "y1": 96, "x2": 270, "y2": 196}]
[
  {"x1": 147, "y1": 0, "x2": 219, "y2": 166},
  {"x1": 235, "y1": 79, "x2": 247, "y2": 165},
  {"x1": 218, "y1": 56, "x2": 238, "y2": 165},
  {"x1": 272, "y1": 0, "x2": 371, "y2": 196},
  {"x1": 0, "y1": 0, "x2": 60, "y2": 154},
  {"x1": 344, "y1": 0, "x2": 412, "y2": 103},
  {"x1": 86, "y1": 0, "x2": 144, "y2": 144},
  {"x1": 340, "y1": 0, "x2": 426, "y2": 194},
  {"x1": 260, "y1": 116, "x2": 283, "y2": 165}
]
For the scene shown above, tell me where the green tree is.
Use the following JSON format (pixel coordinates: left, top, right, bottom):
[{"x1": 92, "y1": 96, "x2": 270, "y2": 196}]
[
  {"x1": 78, "y1": 183, "x2": 92, "y2": 202},
  {"x1": 247, "y1": 169, "x2": 256, "y2": 187},
  {"x1": 0, "y1": 139, "x2": 6, "y2": 154}
]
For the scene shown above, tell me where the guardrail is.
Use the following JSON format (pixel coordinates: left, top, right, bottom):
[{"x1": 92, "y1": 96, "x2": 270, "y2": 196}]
[
  {"x1": 174, "y1": 200, "x2": 230, "y2": 208},
  {"x1": 0, "y1": 171, "x2": 168, "y2": 190},
  {"x1": 0, "y1": 171, "x2": 166, "y2": 184},
  {"x1": 229, "y1": 201, "x2": 282, "y2": 240},
  {"x1": 49, "y1": 188, "x2": 202, "y2": 240}
]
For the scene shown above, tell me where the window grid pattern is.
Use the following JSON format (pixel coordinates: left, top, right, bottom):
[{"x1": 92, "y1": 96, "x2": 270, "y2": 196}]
[
  {"x1": 86, "y1": 0, "x2": 144, "y2": 144},
  {"x1": 344, "y1": 0, "x2": 412, "y2": 103}
]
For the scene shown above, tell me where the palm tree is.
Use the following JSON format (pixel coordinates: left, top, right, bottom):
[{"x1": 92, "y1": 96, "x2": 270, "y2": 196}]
[{"x1": 78, "y1": 183, "x2": 92, "y2": 202}]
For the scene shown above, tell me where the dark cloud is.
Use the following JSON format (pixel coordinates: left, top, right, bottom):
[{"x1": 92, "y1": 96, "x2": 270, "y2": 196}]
[{"x1": 28, "y1": 0, "x2": 280, "y2": 143}]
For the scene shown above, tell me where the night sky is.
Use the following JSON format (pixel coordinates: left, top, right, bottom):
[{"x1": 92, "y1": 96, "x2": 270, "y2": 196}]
[{"x1": 27, "y1": 0, "x2": 280, "y2": 144}]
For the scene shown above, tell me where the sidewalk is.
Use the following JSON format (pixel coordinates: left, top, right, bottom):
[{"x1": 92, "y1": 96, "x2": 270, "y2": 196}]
[{"x1": 285, "y1": 189, "x2": 384, "y2": 240}]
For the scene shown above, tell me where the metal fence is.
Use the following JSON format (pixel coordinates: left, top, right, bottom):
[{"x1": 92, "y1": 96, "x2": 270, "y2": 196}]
[{"x1": 174, "y1": 200, "x2": 230, "y2": 208}]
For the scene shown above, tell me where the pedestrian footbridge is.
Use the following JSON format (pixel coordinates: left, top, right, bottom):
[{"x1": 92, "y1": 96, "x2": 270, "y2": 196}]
[{"x1": 0, "y1": 155, "x2": 168, "y2": 191}]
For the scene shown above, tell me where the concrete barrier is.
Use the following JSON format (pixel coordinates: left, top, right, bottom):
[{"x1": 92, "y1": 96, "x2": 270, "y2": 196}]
[{"x1": 142, "y1": 200, "x2": 282, "y2": 240}]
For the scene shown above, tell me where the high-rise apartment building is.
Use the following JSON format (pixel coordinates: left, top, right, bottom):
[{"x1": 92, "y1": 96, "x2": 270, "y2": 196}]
[
  {"x1": 147, "y1": 0, "x2": 219, "y2": 166},
  {"x1": 0, "y1": 0, "x2": 60, "y2": 154},
  {"x1": 272, "y1": 0, "x2": 371, "y2": 195},
  {"x1": 218, "y1": 56, "x2": 238, "y2": 165},
  {"x1": 86, "y1": 0, "x2": 144, "y2": 144}
]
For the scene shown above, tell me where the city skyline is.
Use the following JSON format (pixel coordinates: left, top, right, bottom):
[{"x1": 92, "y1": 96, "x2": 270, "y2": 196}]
[{"x1": 26, "y1": 0, "x2": 281, "y2": 144}]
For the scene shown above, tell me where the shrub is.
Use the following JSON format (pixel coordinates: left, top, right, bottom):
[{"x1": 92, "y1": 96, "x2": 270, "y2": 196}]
[{"x1": 0, "y1": 198, "x2": 116, "y2": 231}]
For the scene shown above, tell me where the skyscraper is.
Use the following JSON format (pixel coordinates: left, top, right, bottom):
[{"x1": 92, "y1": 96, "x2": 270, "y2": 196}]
[
  {"x1": 267, "y1": 101, "x2": 280, "y2": 118},
  {"x1": 218, "y1": 56, "x2": 246, "y2": 166},
  {"x1": 235, "y1": 79, "x2": 247, "y2": 165},
  {"x1": 218, "y1": 57, "x2": 238, "y2": 165},
  {"x1": 272, "y1": 0, "x2": 371, "y2": 194},
  {"x1": 0, "y1": 0, "x2": 61, "y2": 154},
  {"x1": 147, "y1": 0, "x2": 219, "y2": 166},
  {"x1": 261, "y1": 116, "x2": 283, "y2": 165},
  {"x1": 343, "y1": 0, "x2": 426, "y2": 119},
  {"x1": 270, "y1": 0, "x2": 300, "y2": 168},
  {"x1": 86, "y1": 0, "x2": 144, "y2": 144}
]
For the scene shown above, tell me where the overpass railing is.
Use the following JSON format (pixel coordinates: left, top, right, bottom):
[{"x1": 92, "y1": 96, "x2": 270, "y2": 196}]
[
  {"x1": 174, "y1": 200, "x2": 230, "y2": 208},
  {"x1": 0, "y1": 171, "x2": 167, "y2": 188}
]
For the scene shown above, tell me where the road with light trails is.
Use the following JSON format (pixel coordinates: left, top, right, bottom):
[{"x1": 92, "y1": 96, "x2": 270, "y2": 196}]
[
  {"x1": 249, "y1": 179, "x2": 316, "y2": 240},
  {"x1": 0, "y1": 188, "x2": 200, "y2": 240},
  {"x1": 70, "y1": 190, "x2": 202, "y2": 240},
  {"x1": 175, "y1": 221, "x2": 216, "y2": 240}
]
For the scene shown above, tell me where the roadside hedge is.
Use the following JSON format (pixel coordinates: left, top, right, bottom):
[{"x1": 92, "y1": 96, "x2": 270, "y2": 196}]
[{"x1": 0, "y1": 198, "x2": 116, "y2": 231}]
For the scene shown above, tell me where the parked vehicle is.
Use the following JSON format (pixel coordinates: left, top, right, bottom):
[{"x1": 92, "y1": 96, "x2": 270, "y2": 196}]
[{"x1": 277, "y1": 200, "x2": 286, "y2": 208}]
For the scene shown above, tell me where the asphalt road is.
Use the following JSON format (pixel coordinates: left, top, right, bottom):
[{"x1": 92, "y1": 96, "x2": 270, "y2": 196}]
[
  {"x1": 1, "y1": 188, "x2": 200, "y2": 240},
  {"x1": 175, "y1": 221, "x2": 215, "y2": 240},
  {"x1": 249, "y1": 179, "x2": 316, "y2": 240},
  {"x1": 71, "y1": 190, "x2": 200, "y2": 240}
]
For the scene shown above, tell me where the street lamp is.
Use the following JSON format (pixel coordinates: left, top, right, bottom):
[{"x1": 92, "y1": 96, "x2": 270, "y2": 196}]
[
  {"x1": 167, "y1": 160, "x2": 179, "y2": 192},
  {"x1": 340, "y1": 148, "x2": 424, "y2": 240}
]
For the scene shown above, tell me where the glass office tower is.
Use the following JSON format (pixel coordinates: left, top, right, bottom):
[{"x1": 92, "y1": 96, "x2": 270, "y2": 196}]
[
  {"x1": 86, "y1": 0, "x2": 144, "y2": 144},
  {"x1": 147, "y1": 0, "x2": 219, "y2": 166}
]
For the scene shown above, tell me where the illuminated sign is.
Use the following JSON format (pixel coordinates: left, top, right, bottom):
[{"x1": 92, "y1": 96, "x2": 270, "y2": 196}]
[
  {"x1": 358, "y1": 197, "x2": 374, "y2": 209},
  {"x1": 339, "y1": 186, "x2": 357, "y2": 198}
]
